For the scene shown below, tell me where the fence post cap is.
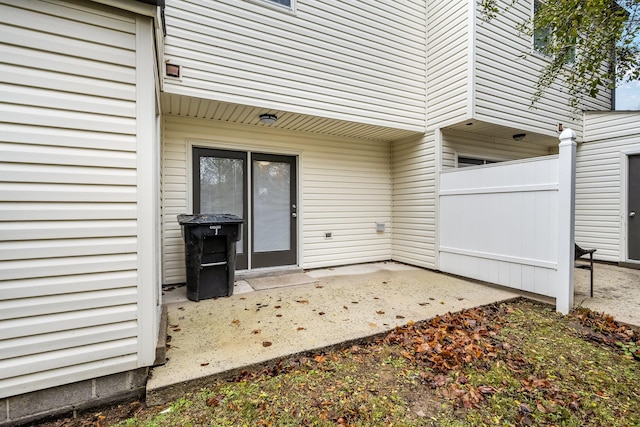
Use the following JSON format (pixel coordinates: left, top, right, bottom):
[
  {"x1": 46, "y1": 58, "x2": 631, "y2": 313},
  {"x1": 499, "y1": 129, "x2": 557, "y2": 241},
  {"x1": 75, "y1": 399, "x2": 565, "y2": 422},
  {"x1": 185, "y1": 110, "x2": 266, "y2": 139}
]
[{"x1": 559, "y1": 128, "x2": 577, "y2": 142}]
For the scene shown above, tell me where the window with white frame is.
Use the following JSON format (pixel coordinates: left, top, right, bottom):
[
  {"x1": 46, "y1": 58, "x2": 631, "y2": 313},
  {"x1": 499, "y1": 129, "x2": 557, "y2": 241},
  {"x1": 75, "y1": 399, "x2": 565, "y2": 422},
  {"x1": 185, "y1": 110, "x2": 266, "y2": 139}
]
[
  {"x1": 263, "y1": 0, "x2": 293, "y2": 8},
  {"x1": 533, "y1": 0, "x2": 575, "y2": 62},
  {"x1": 533, "y1": 0, "x2": 549, "y2": 53}
]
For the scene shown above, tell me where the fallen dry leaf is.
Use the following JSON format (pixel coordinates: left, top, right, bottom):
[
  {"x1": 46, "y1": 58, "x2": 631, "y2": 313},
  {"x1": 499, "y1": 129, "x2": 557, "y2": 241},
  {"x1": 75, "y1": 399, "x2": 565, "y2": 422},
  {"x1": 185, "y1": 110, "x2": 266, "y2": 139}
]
[
  {"x1": 231, "y1": 319, "x2": 240, "y2": 325},
  {"x1": 519, "y1": 402, "x2": 532, "y2": 414},
  {"x1": 296, "y1": 299, "x2": 309, "y2": 304},
  {"x1": 252, "y1": 329, "x2": 262, "y2": 334},
  {"x1": 206, "y1": 396, "x2": 222, "y2": 407},
  {"x1": 262, "y1": 341, "x2": 272, "y2": 347},
  {"x1": 431, "y1": 374, "x2": 449, "y2": 387},
  {"x1": 477, "y1": 385, "x2": 495, "y2": 394},
  {"x1": 383, "y1": 305, "x2": 504, "y2": 377}
]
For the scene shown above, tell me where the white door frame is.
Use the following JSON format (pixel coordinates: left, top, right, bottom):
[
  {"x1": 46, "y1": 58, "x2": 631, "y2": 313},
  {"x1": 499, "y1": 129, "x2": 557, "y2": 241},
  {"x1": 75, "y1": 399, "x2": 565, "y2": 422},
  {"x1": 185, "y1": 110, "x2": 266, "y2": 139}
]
[
  {"x1": 620, "y1": 147, "x2": 640, "y2": 263},
  {"x1": 186, "y1": 139, "x2": 303, "y2": 271}
]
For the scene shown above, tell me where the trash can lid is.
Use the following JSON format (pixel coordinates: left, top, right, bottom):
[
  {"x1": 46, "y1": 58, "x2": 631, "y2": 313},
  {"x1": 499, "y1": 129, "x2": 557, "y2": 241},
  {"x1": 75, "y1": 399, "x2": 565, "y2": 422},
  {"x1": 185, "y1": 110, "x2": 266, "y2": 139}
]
[{"x1": 177, "y1": 213, "x2": 243, "y2": 225}]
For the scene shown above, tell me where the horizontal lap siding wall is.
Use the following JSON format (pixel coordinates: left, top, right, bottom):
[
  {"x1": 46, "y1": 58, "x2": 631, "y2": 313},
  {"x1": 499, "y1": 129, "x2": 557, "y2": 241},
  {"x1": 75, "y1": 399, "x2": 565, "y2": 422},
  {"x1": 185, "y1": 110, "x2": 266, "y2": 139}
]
[
  {"x1": 162, "y1": 116, "x2": 392, "y2": 284},
  {"x1": 579, "y1": 112, "x2": 640, "y2": 261},
  {"x1": 0, "y1": 0, "x2": 141, "y2": 398},
  {"x1": 391, "y1": 133, "x2": 437, "y2": 269},
  {"x1": 441, "y1": 129, "x2": 551, "y2": 169},
  {"x1": 426, "y1": 0, "x2": 469, "y2": 129},
  {"x1": 162, "y1": 0, "x2": 426, "y2": 132},
  {"x1": 474, "y1": 0, "x2": 611, "y2": 137}
]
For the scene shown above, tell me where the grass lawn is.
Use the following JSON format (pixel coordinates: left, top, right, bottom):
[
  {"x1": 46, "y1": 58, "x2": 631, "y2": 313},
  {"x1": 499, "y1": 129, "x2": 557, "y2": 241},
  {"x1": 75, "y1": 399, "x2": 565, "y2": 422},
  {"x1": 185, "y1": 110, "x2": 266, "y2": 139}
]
[{"x1": 41, "y1": 299, "x2": 639, "y2": 427}]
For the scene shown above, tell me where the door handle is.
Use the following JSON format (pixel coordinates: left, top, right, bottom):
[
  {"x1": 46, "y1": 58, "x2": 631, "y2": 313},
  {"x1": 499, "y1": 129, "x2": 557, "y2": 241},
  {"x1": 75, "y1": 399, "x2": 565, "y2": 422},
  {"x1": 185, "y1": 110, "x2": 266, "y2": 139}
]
[{"x1": 631, "y1": 211, "x2": 636, "y2": 217}]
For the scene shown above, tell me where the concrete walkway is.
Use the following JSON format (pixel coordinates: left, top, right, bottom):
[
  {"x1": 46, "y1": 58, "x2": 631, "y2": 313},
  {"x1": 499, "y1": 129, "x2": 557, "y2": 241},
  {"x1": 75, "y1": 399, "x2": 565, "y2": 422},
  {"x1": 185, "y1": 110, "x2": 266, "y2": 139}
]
[
  {"x1": 147, "y1": 261, "x2": 639, "y2": 406},
  {"x1": 573, "y1": 261, "x2": 640, "y2": 326}
]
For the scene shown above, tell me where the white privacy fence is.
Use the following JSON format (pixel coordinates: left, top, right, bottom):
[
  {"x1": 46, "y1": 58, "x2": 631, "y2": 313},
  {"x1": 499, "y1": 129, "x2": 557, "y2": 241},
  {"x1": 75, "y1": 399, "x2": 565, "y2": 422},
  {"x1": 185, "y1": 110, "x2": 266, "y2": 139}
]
[{"x1": 438, "y1": 130, "x2": 577, "y2": 313}]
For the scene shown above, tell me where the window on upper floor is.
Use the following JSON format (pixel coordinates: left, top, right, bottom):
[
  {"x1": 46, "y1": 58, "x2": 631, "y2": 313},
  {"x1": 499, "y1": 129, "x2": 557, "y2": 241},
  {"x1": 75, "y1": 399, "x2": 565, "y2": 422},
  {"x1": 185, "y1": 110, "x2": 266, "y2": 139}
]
[
  {"x1": 533, "y1": 0, "x2": 575, "y2": 62},
  {"x1": 263, "y1": 0, "x2": 293, "y2": 9},
  {"x1": 533, "y1": 0, "x2": 549, "y2": 53}
]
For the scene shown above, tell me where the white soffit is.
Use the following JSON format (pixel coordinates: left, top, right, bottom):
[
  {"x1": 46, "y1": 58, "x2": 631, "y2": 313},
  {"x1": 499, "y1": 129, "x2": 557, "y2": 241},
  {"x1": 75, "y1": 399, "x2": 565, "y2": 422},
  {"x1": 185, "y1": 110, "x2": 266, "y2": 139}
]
[{"x1": 160, "y1": 93, "x2": 423, "y2": 142}]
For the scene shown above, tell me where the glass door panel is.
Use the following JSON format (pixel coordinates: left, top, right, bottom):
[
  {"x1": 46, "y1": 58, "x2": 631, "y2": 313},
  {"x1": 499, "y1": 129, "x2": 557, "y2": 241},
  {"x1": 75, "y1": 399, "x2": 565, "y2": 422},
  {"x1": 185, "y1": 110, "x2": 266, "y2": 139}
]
[
  {"x1": 253, "y1": 160, "x2": 290, "y2": 252},
  {"x1": 192, "y1": 148, "x2": 296, "y2": 271},
  {"x1": 193, "y1": 148, "x2": 248, "y2": 269},
  {"x1": 251, "y1": 153, "x2": 297, "y2": 268}
]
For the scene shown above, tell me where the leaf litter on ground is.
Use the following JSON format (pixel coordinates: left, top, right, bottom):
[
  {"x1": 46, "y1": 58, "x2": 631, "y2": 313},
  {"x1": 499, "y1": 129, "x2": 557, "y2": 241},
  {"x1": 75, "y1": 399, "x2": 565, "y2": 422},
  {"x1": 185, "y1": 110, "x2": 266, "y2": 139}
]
[{"x1": 39, "y1": 298, "x2": 639, "y2": 427}]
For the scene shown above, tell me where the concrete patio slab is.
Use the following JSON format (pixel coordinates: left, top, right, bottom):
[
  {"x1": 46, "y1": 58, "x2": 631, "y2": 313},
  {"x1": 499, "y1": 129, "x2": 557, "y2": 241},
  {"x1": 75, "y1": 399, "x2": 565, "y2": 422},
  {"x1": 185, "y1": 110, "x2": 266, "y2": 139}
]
[
  {"x1": 147, "y1": 262, "x2": 520, "y2": 405},
  {"x1": 148, "y1": 261, "x2": 639, "y2": 407}
]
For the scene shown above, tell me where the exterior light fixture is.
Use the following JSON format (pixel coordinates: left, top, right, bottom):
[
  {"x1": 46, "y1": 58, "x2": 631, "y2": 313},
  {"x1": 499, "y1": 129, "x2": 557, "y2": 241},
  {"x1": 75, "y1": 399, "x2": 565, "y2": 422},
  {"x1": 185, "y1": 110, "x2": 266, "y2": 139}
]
[
  {"x1": 259, "y1": 114, "x2": 277, "y2": 125},
  {"x1": 512, "y1": 133, "x2": 526, "y2": 142}
]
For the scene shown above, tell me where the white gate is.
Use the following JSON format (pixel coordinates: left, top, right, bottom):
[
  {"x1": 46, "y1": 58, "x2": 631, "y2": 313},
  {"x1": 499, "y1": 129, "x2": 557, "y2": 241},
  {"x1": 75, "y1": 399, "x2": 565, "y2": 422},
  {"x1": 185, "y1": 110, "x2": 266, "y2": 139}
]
[{"x1": 438, "y1": 130, "x2": 577, "y2": 312}]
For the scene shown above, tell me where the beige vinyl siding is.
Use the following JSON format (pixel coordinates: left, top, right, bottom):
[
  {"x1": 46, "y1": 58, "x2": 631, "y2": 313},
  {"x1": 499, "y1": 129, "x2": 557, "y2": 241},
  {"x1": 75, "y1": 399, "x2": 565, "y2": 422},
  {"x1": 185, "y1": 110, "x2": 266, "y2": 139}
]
[
  {"x1": 473, "y1": 0, "x2": 611, "y2": 137},
  {"x1": 441, "y1": 129, "x2": 551, "y2": 169},
  {"x1": 0, "y1": 0, "x2": 143, "y2": 398},
  {"x1": 426, "y1": 0, "x2": 470, "y2": 129},
  {"x1": 391, "y1": 132, "x2": 437, "y2": 269},
  {"x1": 577, "y1": 111, "x2": 640, "y2": 261},
  {"x1": 162, "y1": 0, "x2": 426, "y2": 132},
  {"x1": 162, "y1": 116, "x2": 392, "y2": 284}
]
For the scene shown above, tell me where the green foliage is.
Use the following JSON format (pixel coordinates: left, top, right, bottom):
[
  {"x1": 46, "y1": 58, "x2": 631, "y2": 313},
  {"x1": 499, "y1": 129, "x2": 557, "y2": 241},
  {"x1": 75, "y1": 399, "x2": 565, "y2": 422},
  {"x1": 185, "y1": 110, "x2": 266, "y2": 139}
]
[
  {"x1": 480, "y1": 0, "x2": 640, "y2": 113},
  {"x1": 382, "y1": 354, "x2": 406, "y2": 368},
  {"x1": 616, "y1": 340, "x2": 640, "y2": 359}
]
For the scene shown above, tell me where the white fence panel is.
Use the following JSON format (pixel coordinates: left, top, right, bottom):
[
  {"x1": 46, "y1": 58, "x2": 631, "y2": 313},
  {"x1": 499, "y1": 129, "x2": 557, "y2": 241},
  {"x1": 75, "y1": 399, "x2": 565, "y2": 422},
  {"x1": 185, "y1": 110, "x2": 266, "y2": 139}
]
[{"x1": 439, "y1": 156, "x2": 561, "y2": 298}]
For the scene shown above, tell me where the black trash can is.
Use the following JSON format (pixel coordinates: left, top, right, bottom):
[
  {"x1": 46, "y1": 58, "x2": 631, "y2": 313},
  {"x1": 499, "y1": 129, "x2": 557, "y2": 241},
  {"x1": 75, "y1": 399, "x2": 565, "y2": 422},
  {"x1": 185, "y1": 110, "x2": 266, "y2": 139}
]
[{"x1": 177, "y1": 214, "x2": 243, "y2": 301}]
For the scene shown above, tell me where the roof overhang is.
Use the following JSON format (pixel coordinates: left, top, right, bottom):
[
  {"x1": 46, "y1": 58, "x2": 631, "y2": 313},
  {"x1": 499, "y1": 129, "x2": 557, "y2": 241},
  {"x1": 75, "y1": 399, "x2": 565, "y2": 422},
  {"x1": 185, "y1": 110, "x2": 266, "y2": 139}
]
[
  {"x1": 90, "y1": 0, "x2": 161, "y2": 17},
  {"x1": 444, "y1": 119, "x2": 562, "y2": 148},
  {"x1": 136, "y1": 0, "x2": 164, "y2": 5},
  {"x1": 161, "y1": 93, "x2": 424, "y2": 142}
]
